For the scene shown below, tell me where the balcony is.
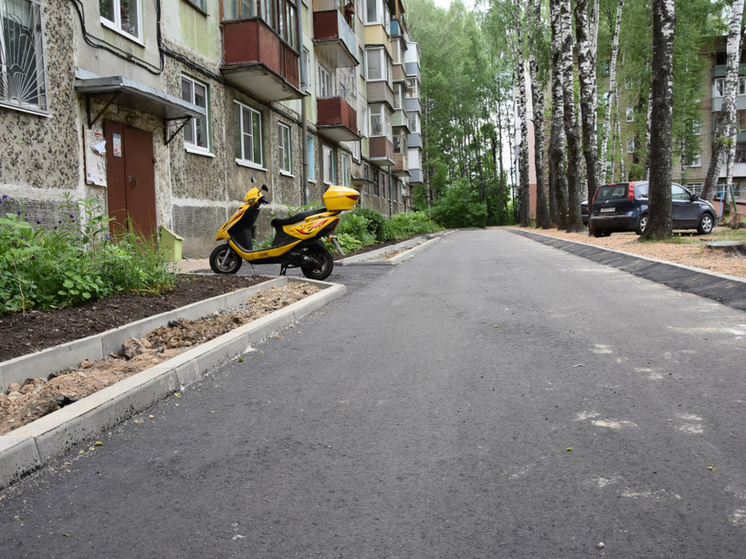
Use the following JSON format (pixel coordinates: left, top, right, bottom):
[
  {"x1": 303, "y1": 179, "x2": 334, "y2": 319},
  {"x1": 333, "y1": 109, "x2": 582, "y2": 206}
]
[
  {"x1": 393, "y1": 152, "x2": 410, "y2": 177},
  {"x1": 313, "y1": 10, "x2": 358, "y2": 67},
  {"x1": 317, "y1": 97, "x2": 359, "y2": 142},
  {"x1": 370, "y1": 136, "x2": 395, "y2": 166},
  {"x1": 367, "y1": 81, "x2": 395, "y2": 109},
  {"x1": 392, "y1": 109, "x2": 410, "y2": 131},
  {"x1": 221, "y1": 18, "x2": 302, "y2": 102}
]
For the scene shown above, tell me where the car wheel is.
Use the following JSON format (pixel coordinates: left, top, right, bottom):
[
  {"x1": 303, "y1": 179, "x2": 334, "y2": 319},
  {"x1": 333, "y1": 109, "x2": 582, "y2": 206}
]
[
  {"x1": 635, "y1": 214, "x2": 648, "y2": 235},
  {"x1": 210, "y1": 244, "x2": 242, "y2": 274},
  {"x1": 697, "y1": 213, "x2": 714, "y2": 235}
]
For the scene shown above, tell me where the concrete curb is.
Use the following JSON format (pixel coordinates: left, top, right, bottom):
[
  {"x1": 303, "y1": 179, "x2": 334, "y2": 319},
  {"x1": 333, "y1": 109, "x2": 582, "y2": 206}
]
[
  {"x1": 338, "y1": 234, "x2": 443, "y2": 266},
  {"x1": 510, "y1": 229, "x2": 746, "y2": 311},
  {"x1": 0, "y1": 278, "x2": 346, "y2": 490}
]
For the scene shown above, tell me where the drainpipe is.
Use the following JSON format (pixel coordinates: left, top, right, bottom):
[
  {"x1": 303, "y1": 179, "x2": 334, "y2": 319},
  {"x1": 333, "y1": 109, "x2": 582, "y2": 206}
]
[
  {"x1": 388, "y1": 166, "x2": 393, "y2": 218},
  {"x1": 296, "y1": 0, "x2": 309, "y2": 205}
]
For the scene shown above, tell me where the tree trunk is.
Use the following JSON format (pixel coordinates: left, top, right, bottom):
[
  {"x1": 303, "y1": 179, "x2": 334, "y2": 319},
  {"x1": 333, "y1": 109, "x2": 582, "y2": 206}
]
[
  {"x1": 514, "y1": 0, "x2": 532, "y2": 227},
  {"x1": 702, "y1": 0, "x2": 745, "y2": 202},
  {"x1": 550, "y1": 0, "x2": 568, "y2": 230},
  {"x1": 574, "y1": 0, "x2": 600, "y2": 234},
  {"x1": 641, "y1": 0, "x2": 675, "y2": 241},
  {"x1": 530, "y1": 0, "x2": 552, "y2": 229},
  {"x1": 600, "y1": 0, "x2": 624, "y2": 184},
  {"x1": 560, "y1": 0, "x2": 584, "y2": 232}
]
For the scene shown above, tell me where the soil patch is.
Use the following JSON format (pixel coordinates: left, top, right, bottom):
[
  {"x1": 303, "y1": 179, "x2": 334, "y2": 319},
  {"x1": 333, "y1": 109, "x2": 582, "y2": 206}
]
[
  {"x1": 510, "y1": 227, "x2": 746, "y2": 279},
  {"x1": 0, "y1": 282, "x2": 320, "y2": 434},
  {"x1": 0, "y1": 275, "x2": 269, "y2": 363}
]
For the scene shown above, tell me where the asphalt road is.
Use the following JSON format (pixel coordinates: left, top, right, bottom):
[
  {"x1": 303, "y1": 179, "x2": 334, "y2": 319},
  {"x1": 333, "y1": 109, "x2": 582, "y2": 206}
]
[{"x1": 1, "y1": 229, "x2": 745, "y2": 558}]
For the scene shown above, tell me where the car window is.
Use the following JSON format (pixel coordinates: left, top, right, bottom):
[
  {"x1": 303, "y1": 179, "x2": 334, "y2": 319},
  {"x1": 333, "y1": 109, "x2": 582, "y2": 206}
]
[
  {"x1": 635, "y1": 183, "x2": 649, "y2": 198},
  {"x1": 672, "y1": 185, "x2": 690, "y2": 201},
  {"x1": 596, "y1": 184, "x2": 628, "y2": 201}
]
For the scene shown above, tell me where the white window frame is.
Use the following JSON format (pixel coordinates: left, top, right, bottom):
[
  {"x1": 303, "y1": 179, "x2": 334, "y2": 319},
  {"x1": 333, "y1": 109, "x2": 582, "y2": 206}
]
[
  {"x1": 279, "y1": 122, "x2": 293, "y2": 175},
  {"x1": 100, "y1": 0, "x2": 143, "y2": 42},
  {"x1": 181, "y1": 75, "x2": 211, "y2": 155},
  {"x1": 307, "y1": 135, "x2": 316, "y2": 181},
  {"x1": 713, "y1": 78, "x2": 725, "y2": 98},
  {"x1": 322, "y1": 144, "x2": 336, "y2": 185},
  {"x1": 318, "y1": 64, "x2": 333, "y2": 98},
  {"x1": 341, "y1": 153, "x2": 350, "y2": 186},
  {"x1": 688, "y1": 154, "x2": 702, "y2": 168},
  {"x1": 301, "y1": 47, "x2": 310, "y2": 93},
  {"x1": 369, "y1": 103, "x2": 391, "y2": 139},
  {"x1": 235, "y1": 101, "x2": 264, "y2": 169},
  {"x1": 366, "y1": 47, "x2": 389, "y2": 82},
  {"x1": 626, "y1": 106, "x2": 634, "y2": 122},
  {"x1": 739, "y1": 77, "x2": 746, "y2": 96},
  {"x1": 0, "y1": 0, "x2": 48, "y2": 114},
  {"x1": 626, "y1": 137, "x2": 635, "y2": 154}
]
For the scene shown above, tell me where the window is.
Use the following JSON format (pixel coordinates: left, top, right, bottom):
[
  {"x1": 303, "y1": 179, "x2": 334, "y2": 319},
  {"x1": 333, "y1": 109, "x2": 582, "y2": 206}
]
[
  {"x1": 341, "y1": 154, "x2": 350, "y2": 186},
  {"x1": 181, "y1": 76, "x2": 210, "y2": 153},
  {"x1": 184, "y1": 0, "x2": 207, "y2": 11},
  {"x1": 318, "y1": 64, "x2": 332, "y2": 98},
  {"x1": 740, "y1": 77, "x2": 746, "y2": 96},
  {"x1": 301, "y1": 47, "x2": 310, "y2": 93},
  {"x1": 626, "y1": 106, "x2": 634, "y2": 122},
  {"x1": 223, "y1": 0, "x2": 257, "y2": 19},
  {"x1": 713, "y1": 78, "x2": 725, "y2": 98},
  {"x1": 372, "y1": 168, "x2": 379, "y2": 196},
  {"x1": 363, "y1": 164, "x2": 370, "y2": 195},
  {"x1": 359, "y1": 48, "x2": 365, "y2": 80},
  {"x1": 366, "y1": 47, "x2": 390, "y2": 83},
  {"x1": 322, "y1": 144, "x2": 336, "y2": 185},
  {"x1": 406, "y1": 77, "x2": 418, "y2": 98},
  {"x1": 307, "y1": 135, "x2": 315, "y2": 180},
  {"x1": 394, "y1": 84, "x2": 404, "y2": 109},
  {"x1": 369, "y1": 103, "x2": 391, "y2": 139},
  {"x1": 626, "y1": 137, "x2": 635, "y2": 154},
  {"x1": 688, "y1": 154, "x2": 701, "y2": 168},
  {"x1": 1, "y1": 0, "x2": 47, "y2": 112},
  {"x1": 407, "y1": 111, "x2": 419, "y2": 134},
  {"x1": 365, "y1": 0, "x2": 378, "y2": 24},
  {"x1": 100, "y1": 0, "x2": 141, "y2": 40},
  {"x1": 235, "y1": 101, "x2": 263, "y2": 168},
  {"x1": 279, "y1": 123, "x2": 292, "y2": 174}
]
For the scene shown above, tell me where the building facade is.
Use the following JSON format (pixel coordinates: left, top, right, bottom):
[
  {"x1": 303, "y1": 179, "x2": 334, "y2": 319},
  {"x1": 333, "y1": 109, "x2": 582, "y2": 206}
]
[{"x1": 0, "y1": 0, "x2": 423, "y2": 257}]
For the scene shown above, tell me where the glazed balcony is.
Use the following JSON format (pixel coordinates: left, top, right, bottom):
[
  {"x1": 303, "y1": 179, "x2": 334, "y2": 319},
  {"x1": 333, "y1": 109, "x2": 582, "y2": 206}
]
[
  {"x1": 221, "y1": 18, "x2": 302, "y2": 101},
  {"x1": 313, "y1": 10, "x2": 358, "y2": 67},
  {"x1": 393, "y1": 152, "x2": 409, "y2": 177},
  {"x1": 370, "y1": 136, "x2": 395, "y2": 166},
  {"x1": 317, "y1": 97, "x2": 359, "y2": 142}
]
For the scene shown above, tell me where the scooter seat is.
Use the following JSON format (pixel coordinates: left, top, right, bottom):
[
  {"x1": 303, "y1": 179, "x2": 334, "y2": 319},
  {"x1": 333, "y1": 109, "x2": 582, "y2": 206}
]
[{"x1": 271, "y1": 209, "x2": 326, "y2": 227}]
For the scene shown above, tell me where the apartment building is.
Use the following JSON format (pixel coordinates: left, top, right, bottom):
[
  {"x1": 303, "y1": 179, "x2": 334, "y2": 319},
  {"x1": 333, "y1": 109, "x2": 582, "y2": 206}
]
[{"x1": 0, "y1": 0, "x2": 422, "y2": 257}]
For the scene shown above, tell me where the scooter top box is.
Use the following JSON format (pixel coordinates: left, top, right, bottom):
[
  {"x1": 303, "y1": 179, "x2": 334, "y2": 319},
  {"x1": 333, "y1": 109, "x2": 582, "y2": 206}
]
[{"x1": 323, "y1": 185, "x2": 360, "y2": 211}]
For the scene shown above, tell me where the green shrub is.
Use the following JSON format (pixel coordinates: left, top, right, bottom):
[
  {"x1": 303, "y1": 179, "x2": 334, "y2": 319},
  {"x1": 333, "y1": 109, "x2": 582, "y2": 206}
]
[
  {"x1": 384, "y1": 211, "x2": 441, "y2": 240},
  {"x1": 348, "y1": 207, "x2": 388, "y2": 242},
  {"x1": 0, "y1": 194, "x2": 175, "y2": 315},
  {"x1": 325, "y1": 232, "x2": 364, "y2": 254},
  {"x1": 430, "y1": 178, "x2": 488, "y2": 229},
  {"x1": 336, "y1": 212, "x2": 376, "y2": 245}
]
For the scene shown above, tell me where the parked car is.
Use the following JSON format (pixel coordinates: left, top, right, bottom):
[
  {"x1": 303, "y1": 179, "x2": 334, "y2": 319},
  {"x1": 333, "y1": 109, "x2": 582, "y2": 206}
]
[
  {"x1": 581, "y1": 199, "x2": 589, "y2": 225},
  {"x1": 589, "y1": 181, "x2": 716, "y2": 237}
]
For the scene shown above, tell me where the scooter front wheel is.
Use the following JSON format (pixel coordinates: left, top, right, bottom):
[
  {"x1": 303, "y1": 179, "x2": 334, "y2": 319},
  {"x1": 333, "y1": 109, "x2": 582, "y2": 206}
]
[
  {"x1": 210, "y1": 244, "x2": 242, "y2": 274},
  {"x1": 300, "y1": 246, "x2": 334, "y2": 281}
]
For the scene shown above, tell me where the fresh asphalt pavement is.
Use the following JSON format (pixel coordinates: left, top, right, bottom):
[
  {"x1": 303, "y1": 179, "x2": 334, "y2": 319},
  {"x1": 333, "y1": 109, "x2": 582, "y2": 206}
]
[{"x1": 1, "y1": 229, "x2": 745, "y2": 558}]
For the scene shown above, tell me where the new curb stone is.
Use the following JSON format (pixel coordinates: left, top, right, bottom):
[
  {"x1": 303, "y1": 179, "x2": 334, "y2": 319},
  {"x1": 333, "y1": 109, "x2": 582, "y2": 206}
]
[
  {"x1": 0, "y1": 277, "x2": 346, "y2": 490},
  {"x1": 338, "y1": 234, "x2": 444, "y2": 266}
]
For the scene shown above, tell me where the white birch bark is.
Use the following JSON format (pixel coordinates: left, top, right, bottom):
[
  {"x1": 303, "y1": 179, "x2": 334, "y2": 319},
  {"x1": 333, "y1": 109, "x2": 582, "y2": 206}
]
[
  {"x1": 701, "y1": 0, "x2": 745, "y2": 202},
  {"x1": 549, "y1": 0, "x2": 568, "y2": 229},
  {"x1": 600, "y1": 0, "x2": 623, "y2": 184}
]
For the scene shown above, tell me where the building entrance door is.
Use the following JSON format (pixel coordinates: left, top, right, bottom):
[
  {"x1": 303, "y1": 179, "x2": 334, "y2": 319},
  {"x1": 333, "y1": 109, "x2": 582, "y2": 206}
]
[{"x1": 104, "y1": 121, "x2": 157, "y2": 239}]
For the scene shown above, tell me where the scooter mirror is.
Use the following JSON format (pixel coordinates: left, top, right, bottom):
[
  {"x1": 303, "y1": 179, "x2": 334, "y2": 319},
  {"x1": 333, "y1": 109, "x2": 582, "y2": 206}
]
[{"x1": 261, "y1": 185, "x2": 268, "y2": 192}]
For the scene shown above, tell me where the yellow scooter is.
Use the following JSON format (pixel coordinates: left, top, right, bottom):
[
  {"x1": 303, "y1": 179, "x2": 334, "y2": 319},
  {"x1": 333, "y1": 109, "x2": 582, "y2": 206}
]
[{"x1": 210, "y1": 184, "x2": 359, "y2": 280}]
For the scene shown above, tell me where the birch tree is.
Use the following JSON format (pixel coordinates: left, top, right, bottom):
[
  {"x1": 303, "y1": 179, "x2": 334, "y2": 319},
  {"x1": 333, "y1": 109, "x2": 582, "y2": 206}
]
[
  {"x1": 549, "y1": 0, "x2": 568, "y2": 230},
  {"x1": 574, "y1": 0, "x2": 600, "y2": 215},
  {"x1": 641, "y1": 0, "x2": 675, "y2": 241},
  {"x1": 560, "y1": 0, "x2": 585, "y2": 232},
  {"x1": 513, "y1": 0, "x2": 532, "y2": 226},
  {"x1": 701, "y1": 0, "x2": 745, "y2": 203},
  {"x1": 599, "y1": 0, "x2": 624, "y2": 184},
  {"x1": 529, "y1": 0, "x2": 552, "y2": 229}
]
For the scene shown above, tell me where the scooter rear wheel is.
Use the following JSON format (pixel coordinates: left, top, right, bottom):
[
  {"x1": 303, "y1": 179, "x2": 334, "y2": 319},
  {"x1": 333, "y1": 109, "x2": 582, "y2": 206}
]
[
  {"x1": 300, "y1": 246, "x2": 333, "y2": 281},
  {"x1": 210, "y1": 244, "x2": 242, "y2": 274}
]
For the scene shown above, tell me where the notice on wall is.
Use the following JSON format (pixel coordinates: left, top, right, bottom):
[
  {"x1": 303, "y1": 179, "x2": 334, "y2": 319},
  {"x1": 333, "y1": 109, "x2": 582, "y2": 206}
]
[{"x1": 84, "y1": 126, "x2": 107, "y2": 187}]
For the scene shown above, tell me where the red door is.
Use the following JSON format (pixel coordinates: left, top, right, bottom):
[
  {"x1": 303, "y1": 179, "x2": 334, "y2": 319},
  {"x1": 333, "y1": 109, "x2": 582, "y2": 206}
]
[{"x1": 104, "y1": 121, "x2": 157, "y2": 239}]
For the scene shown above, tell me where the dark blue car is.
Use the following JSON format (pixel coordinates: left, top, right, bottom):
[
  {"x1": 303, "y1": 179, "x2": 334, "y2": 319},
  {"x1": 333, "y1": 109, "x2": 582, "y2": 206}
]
[{"x1": 589, "y1": 181, "x2": 716, "y2": 237}]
